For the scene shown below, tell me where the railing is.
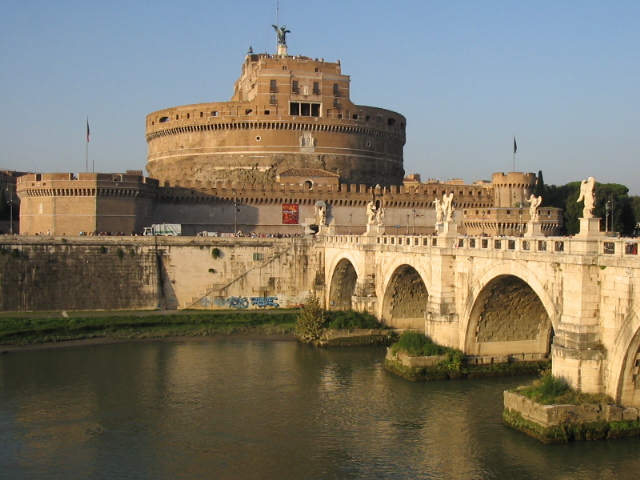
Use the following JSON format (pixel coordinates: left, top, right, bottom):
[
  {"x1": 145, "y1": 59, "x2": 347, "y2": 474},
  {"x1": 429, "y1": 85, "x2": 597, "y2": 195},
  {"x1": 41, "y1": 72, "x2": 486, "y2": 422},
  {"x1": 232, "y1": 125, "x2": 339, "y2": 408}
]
[{"x1": 320, "y1": 233, "x2": 640, "y2": 258}]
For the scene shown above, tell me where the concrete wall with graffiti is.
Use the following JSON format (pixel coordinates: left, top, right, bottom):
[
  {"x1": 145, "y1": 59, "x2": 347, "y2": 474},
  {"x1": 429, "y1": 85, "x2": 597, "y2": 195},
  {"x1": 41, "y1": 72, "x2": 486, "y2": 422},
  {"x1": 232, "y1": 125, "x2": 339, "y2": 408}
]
[{"x1": 158, "y1": 237, "x2": 321, "y2": 309}]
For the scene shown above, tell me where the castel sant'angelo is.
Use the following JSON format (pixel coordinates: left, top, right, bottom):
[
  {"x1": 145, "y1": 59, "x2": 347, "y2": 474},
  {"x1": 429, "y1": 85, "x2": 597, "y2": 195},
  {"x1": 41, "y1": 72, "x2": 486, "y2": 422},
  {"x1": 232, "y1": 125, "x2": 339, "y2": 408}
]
[{"x1": 17, "y1": 26, "x2": 561, "y2": 236}]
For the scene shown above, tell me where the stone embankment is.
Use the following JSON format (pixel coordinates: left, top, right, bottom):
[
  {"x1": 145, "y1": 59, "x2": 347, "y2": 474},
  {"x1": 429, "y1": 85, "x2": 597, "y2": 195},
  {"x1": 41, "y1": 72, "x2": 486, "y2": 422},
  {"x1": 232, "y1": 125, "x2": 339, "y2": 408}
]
[
  {"x1": 503, "y1": 390, "x2": 640, "y2": 443},
  {"x1": 312, "y1": 329, "x2": 396, "y2": 347},
  {"x1": 385, "y1": 349, "x2": 548, "y2": 381},
  {"x1": 0, "y1": 236, "x2": 317, "y2": 312}
]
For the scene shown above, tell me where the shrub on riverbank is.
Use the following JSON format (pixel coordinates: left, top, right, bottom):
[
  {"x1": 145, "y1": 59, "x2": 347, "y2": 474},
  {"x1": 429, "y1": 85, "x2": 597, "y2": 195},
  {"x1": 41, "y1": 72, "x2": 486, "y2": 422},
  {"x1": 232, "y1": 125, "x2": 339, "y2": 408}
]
[{"x1": 294, "y1": 295, "x2": 388, "y2": 342}]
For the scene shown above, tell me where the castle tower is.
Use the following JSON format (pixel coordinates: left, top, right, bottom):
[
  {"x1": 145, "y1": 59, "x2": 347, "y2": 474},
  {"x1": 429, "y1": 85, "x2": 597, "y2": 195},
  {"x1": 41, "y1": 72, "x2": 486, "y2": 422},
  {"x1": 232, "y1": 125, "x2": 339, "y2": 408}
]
[
  {"x1": 145, "y1": 27, "x2": 406, "y2": 187},
  {"x1": 491, "y1": 172, "x2": 536, "y2": 208}
]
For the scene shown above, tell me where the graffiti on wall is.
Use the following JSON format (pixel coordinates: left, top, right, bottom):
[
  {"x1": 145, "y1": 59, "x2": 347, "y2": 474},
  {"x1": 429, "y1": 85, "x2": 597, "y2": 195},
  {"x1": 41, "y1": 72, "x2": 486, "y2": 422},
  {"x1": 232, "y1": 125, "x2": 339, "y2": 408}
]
[{"x1": 200, "y1": 296, "x2": 280, "y2": 309}]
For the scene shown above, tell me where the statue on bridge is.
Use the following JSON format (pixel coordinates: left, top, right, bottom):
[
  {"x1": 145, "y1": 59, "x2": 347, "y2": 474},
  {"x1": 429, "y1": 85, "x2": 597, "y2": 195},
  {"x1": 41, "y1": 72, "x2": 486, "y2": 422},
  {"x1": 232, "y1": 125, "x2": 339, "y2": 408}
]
[
  {"x1": 577, "y1": 176, "x2": 596, "y2": 218},
  {"x1": 366, "y1": 201, "x2": 385, "y2": 226},
  {"x1": 528, "y1": 194, "x2": 542, "y2": 222},
  {"x1": 442, "y1": 193, "x2": 455, "y2": 222},
  {"x1": 366, "y1": 201, "x2": 377, "y2": 225},
  {"x1": 315, "y1": 205, "x2": 326, "y2": 226},
  {"x1": 434, "y1": 198, "x2": 444, "y2": 225}
]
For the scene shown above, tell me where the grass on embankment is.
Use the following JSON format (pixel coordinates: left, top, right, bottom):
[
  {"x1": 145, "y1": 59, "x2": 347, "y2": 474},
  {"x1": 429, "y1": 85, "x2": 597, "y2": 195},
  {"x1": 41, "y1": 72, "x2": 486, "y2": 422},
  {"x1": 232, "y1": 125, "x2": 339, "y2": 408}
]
[{"x1": 0, "y1": 311, "x2": 299, "y2": 346}]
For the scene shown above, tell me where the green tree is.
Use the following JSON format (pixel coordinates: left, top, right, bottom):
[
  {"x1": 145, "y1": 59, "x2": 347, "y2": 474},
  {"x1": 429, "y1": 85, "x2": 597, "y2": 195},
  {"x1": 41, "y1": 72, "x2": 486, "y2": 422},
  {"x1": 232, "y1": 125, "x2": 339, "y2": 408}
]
[
  {"x1": 294, "y1": 293, "x2": 326, "y2": 342},
  {"x1": 534, "y1": 170, "x2": 546, "y2": 198}
]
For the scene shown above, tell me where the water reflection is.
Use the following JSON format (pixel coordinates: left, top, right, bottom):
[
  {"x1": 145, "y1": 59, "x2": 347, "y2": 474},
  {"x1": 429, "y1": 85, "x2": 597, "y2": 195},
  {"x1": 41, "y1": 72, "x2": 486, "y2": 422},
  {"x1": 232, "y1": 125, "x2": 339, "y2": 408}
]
[{"x1": 1, "y1": 338, "x2": 640, "y2": 479}]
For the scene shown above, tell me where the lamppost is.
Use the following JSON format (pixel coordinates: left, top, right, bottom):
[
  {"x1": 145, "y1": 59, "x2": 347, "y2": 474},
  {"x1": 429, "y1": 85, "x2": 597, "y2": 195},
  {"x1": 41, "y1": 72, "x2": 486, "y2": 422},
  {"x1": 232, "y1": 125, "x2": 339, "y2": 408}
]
[
  {"x1": 349, "y1": 213, "x2": 352, "y2": 235},
  {"x1": 232, "y1": 191, "x2": 238, "y2": 236},
  {"x1": 412, "y1": 209, "x2": 416, "y2": 235},
  {"x1": 606, "y1": 200, "x2": 611, "y2": 235},
  {"x1": 406, "y1": 214, "x2": 410, "y2": 235},
  {"x1": 6, "y1": 187, "x2": 13, "y2": 235}
]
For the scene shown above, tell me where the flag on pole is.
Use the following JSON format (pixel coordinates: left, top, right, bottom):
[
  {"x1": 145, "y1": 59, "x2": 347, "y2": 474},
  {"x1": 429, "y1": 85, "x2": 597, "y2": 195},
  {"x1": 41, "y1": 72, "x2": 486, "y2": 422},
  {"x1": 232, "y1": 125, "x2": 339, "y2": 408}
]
[
  {"x1": 86, "y1": 119, "x2": 90, "y2": 143},
  {"x1": 513, "y1": 136, "x2": 517, "y2": 154}
]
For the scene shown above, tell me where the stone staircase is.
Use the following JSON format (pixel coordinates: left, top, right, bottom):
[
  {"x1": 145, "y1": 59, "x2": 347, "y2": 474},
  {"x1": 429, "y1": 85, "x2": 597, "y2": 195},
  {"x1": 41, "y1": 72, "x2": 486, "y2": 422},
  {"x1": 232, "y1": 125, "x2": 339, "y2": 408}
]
[{"x1": 183, "y1": 243, "x2": 294, "y2": 309}]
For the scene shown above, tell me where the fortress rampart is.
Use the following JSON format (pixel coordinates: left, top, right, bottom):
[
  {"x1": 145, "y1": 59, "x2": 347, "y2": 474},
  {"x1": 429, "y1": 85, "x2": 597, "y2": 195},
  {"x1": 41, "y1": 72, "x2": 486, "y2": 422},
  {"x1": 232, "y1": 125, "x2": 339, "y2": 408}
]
[
  {"x1": 17, "y1": 173, "x2": 158, "y2": 235},
  {"x1": 16, "y1": 171, "x2": 557, "y2": 236}
]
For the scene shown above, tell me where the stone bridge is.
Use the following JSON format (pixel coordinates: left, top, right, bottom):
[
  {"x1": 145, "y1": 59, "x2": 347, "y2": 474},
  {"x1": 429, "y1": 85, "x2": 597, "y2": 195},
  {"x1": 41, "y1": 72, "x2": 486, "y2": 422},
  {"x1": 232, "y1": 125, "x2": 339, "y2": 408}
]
[{"x1": 320, "y1": 229, "x2": 640, "y2": 407}]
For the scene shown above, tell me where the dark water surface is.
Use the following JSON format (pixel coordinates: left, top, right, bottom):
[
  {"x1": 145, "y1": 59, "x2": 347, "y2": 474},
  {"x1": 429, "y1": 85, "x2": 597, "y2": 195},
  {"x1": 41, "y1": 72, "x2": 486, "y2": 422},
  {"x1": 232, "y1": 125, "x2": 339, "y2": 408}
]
[{"x1": 1, "y1": 337, "x2": 639, "y2": 479}]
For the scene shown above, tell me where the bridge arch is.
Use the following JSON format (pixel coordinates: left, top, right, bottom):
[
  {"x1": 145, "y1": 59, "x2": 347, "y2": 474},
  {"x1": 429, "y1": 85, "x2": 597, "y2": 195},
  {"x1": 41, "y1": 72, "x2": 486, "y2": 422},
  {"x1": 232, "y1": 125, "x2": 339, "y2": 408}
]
[
  {"x1": 379, "y1": 259, "x2": 430, "y2": 329},
  {"x1": 460, "y1": 261, "x2": 558, "y2": 358},
  {"x1": 325, "y1": 251, "x2": 361, "y2": 311},
  {"x1": 607, "y1": 304, "x2": 640, "y2": 406}
]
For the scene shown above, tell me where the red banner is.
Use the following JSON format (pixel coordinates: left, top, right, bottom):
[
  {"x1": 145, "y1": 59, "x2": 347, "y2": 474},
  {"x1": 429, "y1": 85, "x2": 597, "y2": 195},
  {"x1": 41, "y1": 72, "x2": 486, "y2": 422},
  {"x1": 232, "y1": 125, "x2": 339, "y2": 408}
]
[{"x1": 282, "y1": 204, "x2": 299, "y2": 224}]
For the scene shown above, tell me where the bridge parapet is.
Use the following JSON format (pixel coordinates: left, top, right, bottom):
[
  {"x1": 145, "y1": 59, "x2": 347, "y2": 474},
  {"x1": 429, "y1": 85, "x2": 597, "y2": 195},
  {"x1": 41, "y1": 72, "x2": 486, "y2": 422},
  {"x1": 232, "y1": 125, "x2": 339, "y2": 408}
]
[{"x1": 320, "y1": 233, "x2": 639, "y2": 259}]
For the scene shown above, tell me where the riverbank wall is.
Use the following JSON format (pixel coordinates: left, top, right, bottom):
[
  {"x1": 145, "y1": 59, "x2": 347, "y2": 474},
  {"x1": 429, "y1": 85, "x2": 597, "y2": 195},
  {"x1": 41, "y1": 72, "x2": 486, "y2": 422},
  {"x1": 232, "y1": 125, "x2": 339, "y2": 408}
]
[{"x1": 0, "y1": 236, "x2": 319, "y2": 312}]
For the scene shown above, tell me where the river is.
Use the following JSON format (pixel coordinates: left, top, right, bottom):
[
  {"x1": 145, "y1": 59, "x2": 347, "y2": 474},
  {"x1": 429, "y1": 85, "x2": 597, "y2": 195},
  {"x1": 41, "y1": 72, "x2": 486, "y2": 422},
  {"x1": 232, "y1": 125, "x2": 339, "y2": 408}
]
[{"x1": 1, "y1": 337, "x2": 639, "y2": 479}]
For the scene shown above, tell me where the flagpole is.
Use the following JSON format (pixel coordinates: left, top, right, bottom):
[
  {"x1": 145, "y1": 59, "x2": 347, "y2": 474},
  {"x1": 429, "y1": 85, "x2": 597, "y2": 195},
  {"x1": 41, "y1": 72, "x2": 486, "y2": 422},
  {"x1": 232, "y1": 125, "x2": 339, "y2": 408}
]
[
  {"x1": 512, "y1": 135, "x2": 517, "y2": 172},
  {"x1": 85, "y1": 117, "x2": 89, "y2": 173}
]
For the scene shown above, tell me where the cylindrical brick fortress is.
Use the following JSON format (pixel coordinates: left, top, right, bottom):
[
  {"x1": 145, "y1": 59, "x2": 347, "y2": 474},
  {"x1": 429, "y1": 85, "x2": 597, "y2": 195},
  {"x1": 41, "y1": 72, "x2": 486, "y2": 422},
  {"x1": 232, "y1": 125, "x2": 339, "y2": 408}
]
[{"x1": 146, "y1": 53, "x2": 406, "y2": 187}]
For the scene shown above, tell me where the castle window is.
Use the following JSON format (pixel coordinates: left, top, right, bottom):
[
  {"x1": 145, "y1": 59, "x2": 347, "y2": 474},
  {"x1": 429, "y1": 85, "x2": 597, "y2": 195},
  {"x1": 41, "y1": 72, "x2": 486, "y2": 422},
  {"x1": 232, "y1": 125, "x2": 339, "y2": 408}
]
[
  {"x1": 282, "y1": 66, "x2": 288, "y2": 70},
  {"x1": 270, "y1": 79, "x2": 278, "y2": 93},
  {"x1": 290, "y1": 102, "x2": 320, "y2": 117},
  {"x1": 269, "y1": 95, "x2": 277, "y2": 105},
  {"x1": 314, "y1": 68, "x2": 319, "y2": 73},
  {"x1": 255, "y1": 136, "x2": 262, "y2": 141},
  {"x1": 264, "y1": 110, "x2": 270, "y2": 115},
  {"x1": 211, "y1": 111, "x2": 219, "y2": 117},
  {"x1": 245, "y1": 109, "x2": 253, "y2": 115},
  {"x1": 292, "y1": 81, "x2": 299, "y2": 94},
  {"x1": 352, "y1": 114, "x2": 358, "y2": 120},
  {"x1": 176, "y1": 115, "x2": 179, "y2": 120},
  {"x1": 200, "y1": 112, "x2": 203, "y2": 118},
  {"x1": 387, "y1": 118, "x2": 396, "y2": 126},
  {"x1": 333, "y1": 83, "x2": 339, "y2": 96},
  {"x1": 313, "y1": 82, "x2": 320, "y2": 94},
  {"x1": 159, "y1": 116, "x2": 169, "y2": 123},
  {"x1": 377, "y1": 115, "x2": 383, "y2": 123},
  {"x1": 366, "y1": 116, "x2": 371, "y2": 121},
  {"x1": 187, "y1": 113, "x2": 190, "y2": 119}
]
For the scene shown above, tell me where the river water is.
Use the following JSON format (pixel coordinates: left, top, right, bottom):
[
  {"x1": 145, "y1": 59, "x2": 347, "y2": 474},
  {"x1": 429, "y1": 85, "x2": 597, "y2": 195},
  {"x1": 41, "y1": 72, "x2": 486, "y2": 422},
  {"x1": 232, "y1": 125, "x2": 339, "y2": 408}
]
[{"x1": 1, "y1": 337, "x2": 639, "y2": 479}]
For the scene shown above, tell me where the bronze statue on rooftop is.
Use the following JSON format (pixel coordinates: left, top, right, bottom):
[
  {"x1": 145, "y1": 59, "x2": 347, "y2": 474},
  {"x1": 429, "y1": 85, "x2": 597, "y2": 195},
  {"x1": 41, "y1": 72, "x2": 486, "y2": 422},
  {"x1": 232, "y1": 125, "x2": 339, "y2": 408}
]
[{"x1": 272, "y1": 25, "x2": 290, "y2": 46}]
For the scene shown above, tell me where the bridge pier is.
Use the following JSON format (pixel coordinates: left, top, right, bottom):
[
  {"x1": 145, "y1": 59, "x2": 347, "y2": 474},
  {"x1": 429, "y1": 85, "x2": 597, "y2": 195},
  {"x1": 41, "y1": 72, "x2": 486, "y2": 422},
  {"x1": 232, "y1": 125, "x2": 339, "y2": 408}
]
[
  {"x1": 551, "y1": 255, "x2": 605, "y2": 394},
  {"x1": 425, "y1": 251, "x2": 460, "y2": 347}
]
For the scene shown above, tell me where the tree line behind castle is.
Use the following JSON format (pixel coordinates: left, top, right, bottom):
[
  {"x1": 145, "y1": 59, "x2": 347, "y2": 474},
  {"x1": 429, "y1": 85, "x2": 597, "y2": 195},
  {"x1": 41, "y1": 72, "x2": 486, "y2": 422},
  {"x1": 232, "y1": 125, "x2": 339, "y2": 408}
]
[{"x1": 533, "y1": 171, "x2": 639, "y2": 236}]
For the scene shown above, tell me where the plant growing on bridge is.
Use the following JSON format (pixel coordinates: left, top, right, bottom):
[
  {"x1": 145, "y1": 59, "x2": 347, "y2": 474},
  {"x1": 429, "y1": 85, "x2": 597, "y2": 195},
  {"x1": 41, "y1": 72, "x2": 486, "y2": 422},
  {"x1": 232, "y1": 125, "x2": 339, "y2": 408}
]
[
  {"x1": 392, "y1": 331, "x2": 456, "y2": 357},
  {"x1": 294, "y1": 293, "x2": 326, "y2": 342},
  {"x1": 211, "y1": 248, "x2": 221, "y2": 259},
  {"x1": 517, "y1": 369, "x2": 612, "y2": 405}
]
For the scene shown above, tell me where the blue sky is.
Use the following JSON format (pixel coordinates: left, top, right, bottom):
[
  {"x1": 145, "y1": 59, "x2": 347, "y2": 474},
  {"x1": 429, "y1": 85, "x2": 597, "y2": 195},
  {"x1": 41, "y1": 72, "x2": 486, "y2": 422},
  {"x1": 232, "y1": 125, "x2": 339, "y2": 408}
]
[{"x1": 1, "y1": 1, "x2": 639, "y2": 194}]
